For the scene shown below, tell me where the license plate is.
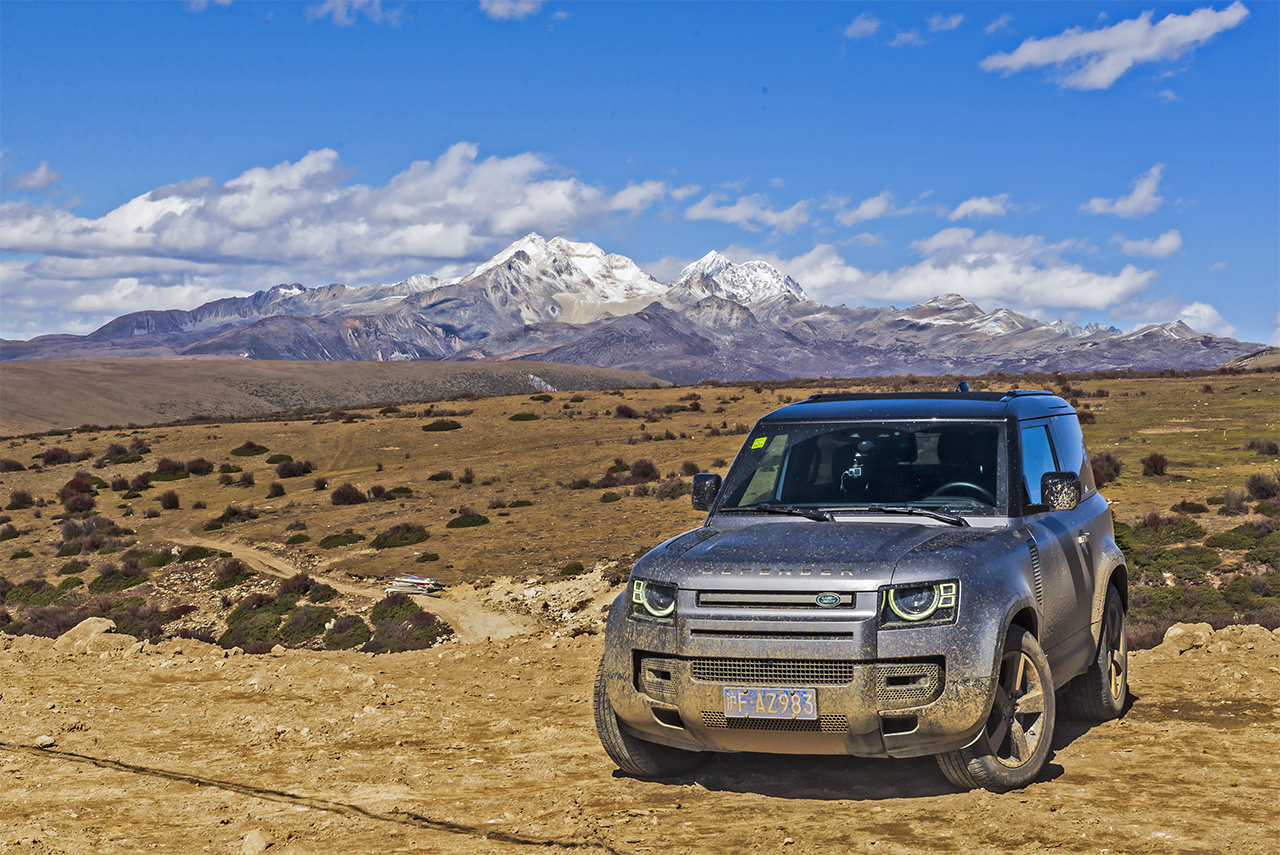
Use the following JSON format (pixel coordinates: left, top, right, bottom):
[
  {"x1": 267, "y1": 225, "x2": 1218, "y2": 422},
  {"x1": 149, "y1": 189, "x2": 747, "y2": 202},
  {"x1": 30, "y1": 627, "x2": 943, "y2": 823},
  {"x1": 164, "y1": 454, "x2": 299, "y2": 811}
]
[{"x1": 723, "y1": 687, "x2": 817, "y2": 720}]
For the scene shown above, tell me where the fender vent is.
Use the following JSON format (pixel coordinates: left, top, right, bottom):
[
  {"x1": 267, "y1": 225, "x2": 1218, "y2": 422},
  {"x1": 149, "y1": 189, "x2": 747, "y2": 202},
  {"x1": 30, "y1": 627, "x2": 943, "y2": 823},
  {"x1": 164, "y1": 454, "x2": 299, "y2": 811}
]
[{"x1": 1028, "y1": 540, "x2": 1043, "y2": 606}]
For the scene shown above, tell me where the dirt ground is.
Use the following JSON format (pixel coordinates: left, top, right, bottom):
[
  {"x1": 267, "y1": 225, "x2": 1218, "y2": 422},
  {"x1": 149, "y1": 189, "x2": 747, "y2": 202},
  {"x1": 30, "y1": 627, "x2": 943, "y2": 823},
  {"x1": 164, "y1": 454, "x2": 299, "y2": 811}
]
[{"x1": 2, "y1": 581, "x2": 1278, "y2": 855}]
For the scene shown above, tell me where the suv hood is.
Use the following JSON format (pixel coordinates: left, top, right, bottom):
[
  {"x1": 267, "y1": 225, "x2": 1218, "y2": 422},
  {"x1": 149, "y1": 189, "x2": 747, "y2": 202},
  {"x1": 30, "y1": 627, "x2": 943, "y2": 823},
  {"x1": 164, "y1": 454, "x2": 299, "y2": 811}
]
[{"x1": 640, "y1": 521, "x2": 952, "y2": 589}]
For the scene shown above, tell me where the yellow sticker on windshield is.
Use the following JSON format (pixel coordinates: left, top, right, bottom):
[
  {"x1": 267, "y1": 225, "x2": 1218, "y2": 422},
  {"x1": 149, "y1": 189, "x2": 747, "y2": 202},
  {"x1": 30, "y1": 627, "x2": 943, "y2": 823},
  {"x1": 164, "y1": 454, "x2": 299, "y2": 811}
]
[{"x1": 751, "y1": 437, "x2": 767, "y2": 449}]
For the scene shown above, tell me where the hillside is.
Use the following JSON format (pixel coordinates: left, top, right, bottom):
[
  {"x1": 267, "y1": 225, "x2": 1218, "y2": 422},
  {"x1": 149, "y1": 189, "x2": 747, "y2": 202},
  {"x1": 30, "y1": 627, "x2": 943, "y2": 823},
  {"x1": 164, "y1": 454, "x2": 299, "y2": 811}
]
[{"x1": 0, "y1": 359, "x2": 663, "y2": 435}]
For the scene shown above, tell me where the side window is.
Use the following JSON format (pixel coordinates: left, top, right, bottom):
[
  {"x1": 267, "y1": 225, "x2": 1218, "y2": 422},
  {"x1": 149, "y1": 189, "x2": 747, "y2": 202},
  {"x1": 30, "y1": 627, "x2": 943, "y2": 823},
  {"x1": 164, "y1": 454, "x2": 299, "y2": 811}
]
[
  {"x1": 1019, "y1": 424, "x2": 1058, "y2": 505},
  {"x1": 1049, "y1": 416, "x2": 1096, "y2": 491}
]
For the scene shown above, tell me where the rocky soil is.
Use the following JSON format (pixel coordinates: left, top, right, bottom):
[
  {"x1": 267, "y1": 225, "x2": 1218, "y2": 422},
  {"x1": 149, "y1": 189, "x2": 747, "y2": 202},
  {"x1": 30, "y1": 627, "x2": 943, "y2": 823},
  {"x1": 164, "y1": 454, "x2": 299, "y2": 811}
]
[{"x1": 2, "y1": 598, "x2": 1278, "y2": 855}]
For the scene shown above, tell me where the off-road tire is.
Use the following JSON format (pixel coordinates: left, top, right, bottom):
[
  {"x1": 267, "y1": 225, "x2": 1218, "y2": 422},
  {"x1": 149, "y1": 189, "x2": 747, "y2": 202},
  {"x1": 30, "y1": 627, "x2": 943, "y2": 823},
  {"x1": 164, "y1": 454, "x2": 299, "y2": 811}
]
[
  {"x1": 937, "y1": 626, "x2": 1055, "y2": 793},
  {"x1": 1062, "y1": 584, "x2": 1128, "y2": 721},
  {"x1": 593, "y1": 657, "x2": 709, "y2": 778}
]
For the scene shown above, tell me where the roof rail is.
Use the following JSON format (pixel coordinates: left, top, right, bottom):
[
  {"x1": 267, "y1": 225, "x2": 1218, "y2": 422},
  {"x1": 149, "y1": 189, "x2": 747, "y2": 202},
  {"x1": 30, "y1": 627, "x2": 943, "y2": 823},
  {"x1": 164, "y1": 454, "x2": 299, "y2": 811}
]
[{"x1": 800, "y1": 389, "x2": 1056, "y2": 404}]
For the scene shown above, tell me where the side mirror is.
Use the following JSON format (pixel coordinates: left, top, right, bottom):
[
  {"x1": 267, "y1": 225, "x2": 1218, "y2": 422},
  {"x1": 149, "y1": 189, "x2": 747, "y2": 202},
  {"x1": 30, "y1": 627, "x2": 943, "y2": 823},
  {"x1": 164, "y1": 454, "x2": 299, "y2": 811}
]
[
  {"x1": 1041, "y1": 471, "x2": 1081, "y2": 511},
  {"x1": 691, "y1": 473, "x2": 722, "y2": 511}
]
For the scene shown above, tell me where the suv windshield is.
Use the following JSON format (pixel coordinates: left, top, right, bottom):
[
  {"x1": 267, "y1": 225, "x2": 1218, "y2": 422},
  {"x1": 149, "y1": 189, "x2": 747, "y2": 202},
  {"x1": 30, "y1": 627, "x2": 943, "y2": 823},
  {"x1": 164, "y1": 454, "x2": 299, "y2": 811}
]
[{"x1": 719, "y1": 420, "x2": 1006, "y2": 514}]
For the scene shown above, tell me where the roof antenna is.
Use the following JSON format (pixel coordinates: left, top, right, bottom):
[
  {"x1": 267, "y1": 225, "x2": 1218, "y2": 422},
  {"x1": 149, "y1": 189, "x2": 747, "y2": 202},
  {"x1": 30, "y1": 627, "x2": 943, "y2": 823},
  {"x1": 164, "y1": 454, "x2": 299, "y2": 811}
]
[{"x1": 955, "y1": 380, "x2": 970, "y2": 392}]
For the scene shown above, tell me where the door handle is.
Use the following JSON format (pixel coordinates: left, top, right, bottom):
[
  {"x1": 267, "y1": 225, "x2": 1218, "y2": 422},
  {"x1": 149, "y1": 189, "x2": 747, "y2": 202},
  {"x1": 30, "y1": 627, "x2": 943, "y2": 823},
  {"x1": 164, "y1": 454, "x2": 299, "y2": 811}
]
[{"x1": 1076, "y1": 532, "x2": 1089, "y2": 545}]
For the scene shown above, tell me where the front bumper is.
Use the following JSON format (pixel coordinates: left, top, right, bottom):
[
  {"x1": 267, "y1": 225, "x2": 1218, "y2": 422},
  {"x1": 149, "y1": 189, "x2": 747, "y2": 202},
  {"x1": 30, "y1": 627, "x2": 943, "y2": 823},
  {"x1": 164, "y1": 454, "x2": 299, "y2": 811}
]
[{"x1": 600, "y1": 592, "x2": 999, "y2": 759}]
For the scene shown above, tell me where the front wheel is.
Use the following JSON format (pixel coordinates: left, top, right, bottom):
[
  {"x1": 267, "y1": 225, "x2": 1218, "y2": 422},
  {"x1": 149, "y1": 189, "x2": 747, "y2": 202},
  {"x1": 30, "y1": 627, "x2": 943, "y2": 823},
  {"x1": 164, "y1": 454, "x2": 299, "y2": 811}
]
[
  {"x1": 1062, "y1": 584, "x2": 1128, "y2": 721},
  {"x1": 593, "y1": 657, "x2": 710, "y2": 779},
  {"x1": 936, "y1": 626, "x2": 1055, "y2": 792}
]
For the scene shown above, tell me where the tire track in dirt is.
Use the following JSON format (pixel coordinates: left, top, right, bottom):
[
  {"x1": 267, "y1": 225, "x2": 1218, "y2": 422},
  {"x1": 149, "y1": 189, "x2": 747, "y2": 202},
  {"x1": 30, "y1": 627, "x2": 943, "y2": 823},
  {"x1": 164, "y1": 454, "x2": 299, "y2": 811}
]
[{"x1": 155, "y1": 524, "x2": 537, "y2": 644}]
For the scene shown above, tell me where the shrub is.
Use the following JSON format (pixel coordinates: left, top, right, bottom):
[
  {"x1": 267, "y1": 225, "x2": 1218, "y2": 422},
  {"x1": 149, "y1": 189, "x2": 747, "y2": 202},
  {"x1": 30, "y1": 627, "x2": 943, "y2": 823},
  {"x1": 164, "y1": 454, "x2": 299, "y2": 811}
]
[
  {"x1": 6, "y1": 490, "x2": 33, "y2": 511},
  {"x1": 630, "y1": 459, "x2": 660, "y2": 482},
  {"x1": 1255, "y1": 500, "x2": 1279, "y2": 518},
  {"x1": 279, "y1": 573, "x2": 315, "y2": 596},
  {"x1": 508, "y1": 412, "x2": 539, "y2": 422},
  {"x1": 415, "y1": 553, "x2": 440, "y2": 563},
  {"x1": 218, "y1": 463, "x2": 241, "y2": 474},
  {"x1": 231, "y1": 441, "x2": 269, "y2": 457},
  {"x1": 218, "y1": 610, "x2": 282, "y2": 650},
  {"x1": 427, "y1": 470, "x2": 454, "y2": 481},
  {"x1": 331, "y1": 483, "x2": 367, "y2": 505},
  {"x1": 130, "y1": 473, "x2": 152, "y2": 492},
  {"x1": 0, "y1": 459, "x2": 26, "y2": 472},
  {"x1": 237, "y1": 471, "x2": 255, "y2": 488},
  {"x1": 286, "y1": 534, "x2": 311, "y2": 545},
  {"x1": 159, "y1": 490, "x2": 180, "y2": 510},
  {"x1": 42, "y1": 448, "x2": 73, "y2": 466},
  {"x1": 615, "y1": 404, "x2": 641, "y2": 419},
  {"x1": 62, "y1": 493, "x2": 96, "y2": 514},
  {"x1": 154, "y1": 457, "x2": 186, "y2": 477},
  {"x1": 368, "y1": 485, "x2": 387, "y2": 500},
  {"x1": 212, "y1": 559, "x2": 255, "y2": 589},
  {"x1": 1204, "y1": 524, "x2": 1265, "y2": 551},
  {"x1": 1170, "y1": 500, "x2": 1208, "y2": 514},
  {"x1": 509, "y1": 499, "x2": 533, "y2": 508},
  {"x1": 323, "y1": 615, "x2": 371, "y2": 650},
  {"x1": 459, "y1": 468, "x2": 475, "y2": 484},
  {"x1": 5, "y1": 580, "x2": 59, "y2": 607},
  {"x1": 313, "y1": 477, "x2": 329, "y2": 491},
  {"x1": 88, "y1": 562, "x2": 149, "y2": 593},
  {"x1": 267, "y1": 482, "x2": 286, "y2": 498},
  {"x1": 0, "y1": 524, "x2": 19, "y2": 542},
  {"x1": 278, "y1": 605, "x2": 337, "y2": 645},
  {"x1": 1090, "y1": 451, "x2": 1123, "y2": 486},
  {"x1": 1246, "y1": 471, "x2": 1280, "y2": 501},
  {"x1": 1246, "y1": 438, "x2": 1280, "y2": 456},
  {"x1": 265, "y1": 454, "x2": 293, "y2": 465},
  {"x1": 446, "y1": 508, "x2": 490, "y2": 528},
  {"x1": 308, "y1": 582, "x2": 338, "y2": 603},
  {"x1": 681, "y1": 461, "x2": 701, "y2": 476},
  {"x1": 186, "y1": 457, "x2": 215, "y2": 476},
  {"x1": 275, "y1": 459, "x2": 313, "y2": 478},
  {"x1": 1140, "y1": 452, "x2": 1169, "y2": 477},
  {"x1": 1132, "y1": 514, "x2": 1206, "y2": 545},
  {"x1": 422, "y1": 419, "x2": 462, "y2": 432},
  {"x1": 178, "y1": 546, "x2": 215, "y2": 563},
  {"x1": 655, "y1": 478, "x2": 692, "y2": 501},
  {"x1": 600, "y1": 492, "x2": 622, "y2": 503},
  {"x1": 1220, "y1": 489, "x2": 1249, "y2": 516},
  {"x1": 58, "y1": 560, "x2": 88, "y2": 576},
  {"x1": 216, "y1": 504, "x2": 259, "y2": 525},
  {"x1": 371, "y1": 523, "x2": 430, "y2": 549},
  {"x1": 319, "y1": 531, "x2": 365, "y2": 549},
  {"x1": 370, "y1": 592, "x2": 418, "y2": 624},
  {"x1": 9, "y1": 550, "x2": 34, "y2": 561},
  {"x1": 363, "y1": 610, "x2": 453, "y2": 653},
  {"x1": 558, "y1": 561, "x2": 585, "y2": 576}
]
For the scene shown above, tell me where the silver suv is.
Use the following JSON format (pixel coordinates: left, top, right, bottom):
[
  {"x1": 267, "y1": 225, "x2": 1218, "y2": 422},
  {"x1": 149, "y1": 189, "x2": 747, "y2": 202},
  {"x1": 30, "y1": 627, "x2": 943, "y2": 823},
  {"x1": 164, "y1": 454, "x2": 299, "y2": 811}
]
[{"x1": 594, "y1": 390, "x2": 1128, "y2": 792}]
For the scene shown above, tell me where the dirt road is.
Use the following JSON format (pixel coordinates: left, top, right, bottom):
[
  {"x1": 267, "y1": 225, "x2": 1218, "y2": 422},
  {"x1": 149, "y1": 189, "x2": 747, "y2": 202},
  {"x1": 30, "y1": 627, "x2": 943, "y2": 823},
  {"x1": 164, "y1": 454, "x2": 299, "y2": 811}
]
[{"x1": 1, "y1": 620, "x2": 1277, "y2": 855}]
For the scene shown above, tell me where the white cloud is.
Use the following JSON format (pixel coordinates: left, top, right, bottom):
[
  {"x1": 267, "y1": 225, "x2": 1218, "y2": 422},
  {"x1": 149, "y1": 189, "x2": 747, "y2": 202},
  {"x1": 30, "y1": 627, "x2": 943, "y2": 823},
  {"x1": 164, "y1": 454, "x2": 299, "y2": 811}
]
[
  {"x1": 985, "y1": 14, "x2": 1013, "y2": 35},
  {"x1": 927, "y1": 13, "x2": 964, "y2": 33},
  {"x1": 948, "y1": 194, "x2": 1012, "y2": 221},
  {"x1": 1209, "y1": 261, "x2": 1227, "y2": 271},
  {"x1": 0, "y1": 144, "x2": 673, "y2": 338},
  {"x1": 1111, "y1": 295, "x2": 1237, "y2": 336},
  {"x1": 732, "y1": 229, "x2": 1156, "y2": 315},
  {"x1": 307, "y1": 0, "x2": 400, "y2": 26},
  {"x1": 670, "y1": 184, "x2": 702, "y2": 201},
  {"x1": 1119, "y1": 229, "x2": 1183, "y2": 258},
  {"x1": 5, "y1": 161, "x2": 63, "y2": 192},
  {"x1": 684, "y1": 193, "x2": 810, "y2": 233},
  {"x1": 479, "y1": 0, "x2": 543, "y2": 21},
  {"x1": 186, "y1": 0, "x2": 232, "y2": 12},
  {"x1": 830, "y1": 191, "x2": 919, "y2": 226},
  {"x1": 1082, "y1": 164, "x2": 1165, "y2": 218},
  {"x1": 843, "y1": 13, "x2": 880, "y2": 40},
  {"x1": 1270, "y1": 313, "x2": 1280, "y2": 347},
  {"x1": 981, "y1": 2, "x2": 1250, "y2": 90},
  {"x1": 1157, "y1": 88, "x2": 1179, "y2": 103},
  {"x1": 889, "y1": 30, "x2": 925, "y2": 47}
]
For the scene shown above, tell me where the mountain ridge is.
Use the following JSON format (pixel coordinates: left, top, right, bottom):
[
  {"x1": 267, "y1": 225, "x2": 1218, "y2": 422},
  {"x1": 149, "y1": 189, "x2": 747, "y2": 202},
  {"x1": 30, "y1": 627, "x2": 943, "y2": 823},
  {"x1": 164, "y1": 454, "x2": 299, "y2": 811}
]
[{"x1": 1, "y1": 233, "x2": 1261, "y2": 382}]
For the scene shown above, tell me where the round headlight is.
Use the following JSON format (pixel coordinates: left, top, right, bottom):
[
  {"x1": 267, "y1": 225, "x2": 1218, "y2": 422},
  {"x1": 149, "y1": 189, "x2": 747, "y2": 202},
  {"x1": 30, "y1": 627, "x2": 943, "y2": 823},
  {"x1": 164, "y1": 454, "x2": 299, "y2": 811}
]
[
  {"x1": 643, "y1": 582, "x2": 677, "y2": 617},
  {"x1": 889, "y1": 584, "x2": 940, "y2": 621}
]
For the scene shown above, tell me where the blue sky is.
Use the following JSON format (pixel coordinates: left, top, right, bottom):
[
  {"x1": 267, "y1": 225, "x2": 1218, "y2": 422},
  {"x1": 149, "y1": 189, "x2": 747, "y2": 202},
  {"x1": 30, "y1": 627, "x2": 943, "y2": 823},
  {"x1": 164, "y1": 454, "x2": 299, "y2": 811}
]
[{"x1": 1, "y1": 0, "x2": 1276, "y2": 346}]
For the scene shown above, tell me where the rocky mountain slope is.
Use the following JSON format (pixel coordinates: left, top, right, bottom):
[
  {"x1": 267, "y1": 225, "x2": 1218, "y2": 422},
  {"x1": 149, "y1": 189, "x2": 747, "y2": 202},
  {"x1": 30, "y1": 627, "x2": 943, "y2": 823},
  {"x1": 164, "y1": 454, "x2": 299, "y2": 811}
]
[{"x1": 1, "y1": 233, "x2": 1260, "y2": 382}]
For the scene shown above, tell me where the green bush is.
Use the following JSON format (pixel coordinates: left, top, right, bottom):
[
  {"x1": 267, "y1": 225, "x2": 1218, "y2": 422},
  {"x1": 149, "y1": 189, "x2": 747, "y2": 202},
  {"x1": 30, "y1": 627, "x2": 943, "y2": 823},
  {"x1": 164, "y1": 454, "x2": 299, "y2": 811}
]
[
  {"x1": 508, "y1": 412, "x2": 540, "y2": 422},
  {"x1": 212, "y1": 559, "x2": 255, "y2": 590},
  {"x1": 286, "y1": 534, "x2": 311, "y2": 545},
  {"x1": 277, "y1": 605, "x2": 337, "y2": 645},
  {"x1": 58, "y1": 560, "x2": 88, "y2": 576},
  {"x1": 415, "y1": 552, "x2": 440, "y2": 563},
  {"x1": 558, "y1": 561, "x2": 585, "y2": 576},
  {"x1": 508, "y1": 500, "x2": 534, "y2": 508},
  {"x1": 1255, "y1": 500, "x2": 1279, "y2": 517},
  {"x1": 9, "y1": 550, "x2": 34, "y2": 561},
  {"x1": 323, "y1": 615, "x2": 371, "y2": 649},
  {"x1": 1205, "y1": 524, "x2": 1263, "y2": 551},
  {"x1": 5, "y1": 580, "x2": 58, "y2": 607},
  {"x1": 178, "y1": 546, "x2": 216, "y2": 563},
  {"x1": 88, "y1": 566, "x2": 149, "y2": 593},
  {"x1": 308, "y1": 582, "x2": 339, "y2": 603},
  {"x1": 218, "y1": 611, "x2": 281, "y2": 650},
  {"x1": 231, "y1": 442, "x2": 269, "y2": 457},
  {"x1": 362, "y1": 610, "x2": 453, "y2": 654},
  {"x1": 371, "y1": 523, "x2": 430, "y2": 549},
  {"x1": 600, "y1": 492, "x2": 622, "y2": 503},
  {"x1": 370, "y1": 592, "x2": 418, "y2": 624},
  {"x1": 445, "y1": 513, "x2": 490, "y2": 529},
  {"x1": 265, "y1": 454, "x2": 293, "y2": 464},
  {"x1": 319, "y1": 531, "x2": 365, "y2": 549},
  {"x1": 422, "y1": 419, "x2": 462, "y2": 432},
  {"x1": 1132, "y1": 514, "x2": 1206, "y2": 545}
]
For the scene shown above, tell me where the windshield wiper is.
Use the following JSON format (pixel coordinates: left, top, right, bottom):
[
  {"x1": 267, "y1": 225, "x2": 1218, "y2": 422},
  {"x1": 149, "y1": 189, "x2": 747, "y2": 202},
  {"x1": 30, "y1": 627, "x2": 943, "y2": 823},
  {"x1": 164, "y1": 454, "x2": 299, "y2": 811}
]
[
  {"x1": 722, "y1": 504, "x2": 834, "y2": 522},
  {"x1": 841, "y1": 505, "x2": 970, "y2": 527}
]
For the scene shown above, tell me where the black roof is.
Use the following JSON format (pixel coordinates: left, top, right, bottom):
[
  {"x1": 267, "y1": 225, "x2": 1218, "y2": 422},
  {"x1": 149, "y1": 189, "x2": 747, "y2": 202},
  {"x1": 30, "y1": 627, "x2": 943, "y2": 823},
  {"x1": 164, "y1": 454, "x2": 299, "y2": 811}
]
[{"x1": 759, "y1": 390, "x2": 1073, "y2": 423}]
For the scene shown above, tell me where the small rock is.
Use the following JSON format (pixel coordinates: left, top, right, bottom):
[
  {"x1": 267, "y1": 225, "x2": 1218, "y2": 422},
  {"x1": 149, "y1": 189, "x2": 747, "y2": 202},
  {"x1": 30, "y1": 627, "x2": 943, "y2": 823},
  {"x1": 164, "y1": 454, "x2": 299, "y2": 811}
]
[
  {"x1": 34, "y1": 735, "x2": 56, "y2": 749},
  {"x1": 271, "y1": 644, "x2": 286, "y2": 656},
  {"x1": 241, "y1": 828, "x2": 274, "y2": 854}
]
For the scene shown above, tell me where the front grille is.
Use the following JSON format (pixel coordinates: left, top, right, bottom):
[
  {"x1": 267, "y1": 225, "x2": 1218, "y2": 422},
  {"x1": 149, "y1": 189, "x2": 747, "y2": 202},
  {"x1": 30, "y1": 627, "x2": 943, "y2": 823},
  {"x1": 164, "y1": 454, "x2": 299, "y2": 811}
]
[
  {"x1": 702, "y1": 711, "x2": 848, "y2": 732},
  {"x1": 690, "y1": 658, "x2": 858, "y2": 685},
  {"x1": 697, "y1": 591, "x2": 856, "y2": 609},
  {"x1": 873, "y1": 662, "x2": 943, "y2": 708},
  {"x1": 689, "y1": 629, "x2": 855, "y2": 641}
]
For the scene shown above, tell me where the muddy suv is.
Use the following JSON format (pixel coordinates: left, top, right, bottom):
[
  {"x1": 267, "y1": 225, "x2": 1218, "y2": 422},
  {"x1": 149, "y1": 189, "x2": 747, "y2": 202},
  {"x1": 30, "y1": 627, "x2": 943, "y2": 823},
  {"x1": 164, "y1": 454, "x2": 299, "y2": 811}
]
[{"x1": 594, "y1": 390, "x2": 1128, "y2": 792}]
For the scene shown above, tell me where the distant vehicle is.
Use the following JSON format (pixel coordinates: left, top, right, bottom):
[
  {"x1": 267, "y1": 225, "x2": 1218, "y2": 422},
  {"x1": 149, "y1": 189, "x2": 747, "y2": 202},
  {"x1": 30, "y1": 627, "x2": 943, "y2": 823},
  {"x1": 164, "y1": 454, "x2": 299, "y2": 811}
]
[{"x1": 594, "y1": 390, "x2": 1128, "y2": 792}]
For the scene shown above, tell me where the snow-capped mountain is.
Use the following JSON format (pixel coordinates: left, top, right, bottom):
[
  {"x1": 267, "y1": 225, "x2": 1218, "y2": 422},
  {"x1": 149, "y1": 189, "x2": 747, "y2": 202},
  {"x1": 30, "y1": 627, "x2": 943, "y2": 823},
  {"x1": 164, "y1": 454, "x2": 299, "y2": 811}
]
[
  {"x1": 670, "y1": 251, "x2": 809, "y2": 306},
  {"x1": 0, "y1": 234, "x2": 1261, "y2": 380}
]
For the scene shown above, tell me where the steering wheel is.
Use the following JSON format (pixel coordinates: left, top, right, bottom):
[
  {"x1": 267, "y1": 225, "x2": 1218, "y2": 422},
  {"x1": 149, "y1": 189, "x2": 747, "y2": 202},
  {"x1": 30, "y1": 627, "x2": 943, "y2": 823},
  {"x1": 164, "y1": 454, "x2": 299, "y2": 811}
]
[{"x1": 931, "y1": 481, "x2": 997, "y2": 506}]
